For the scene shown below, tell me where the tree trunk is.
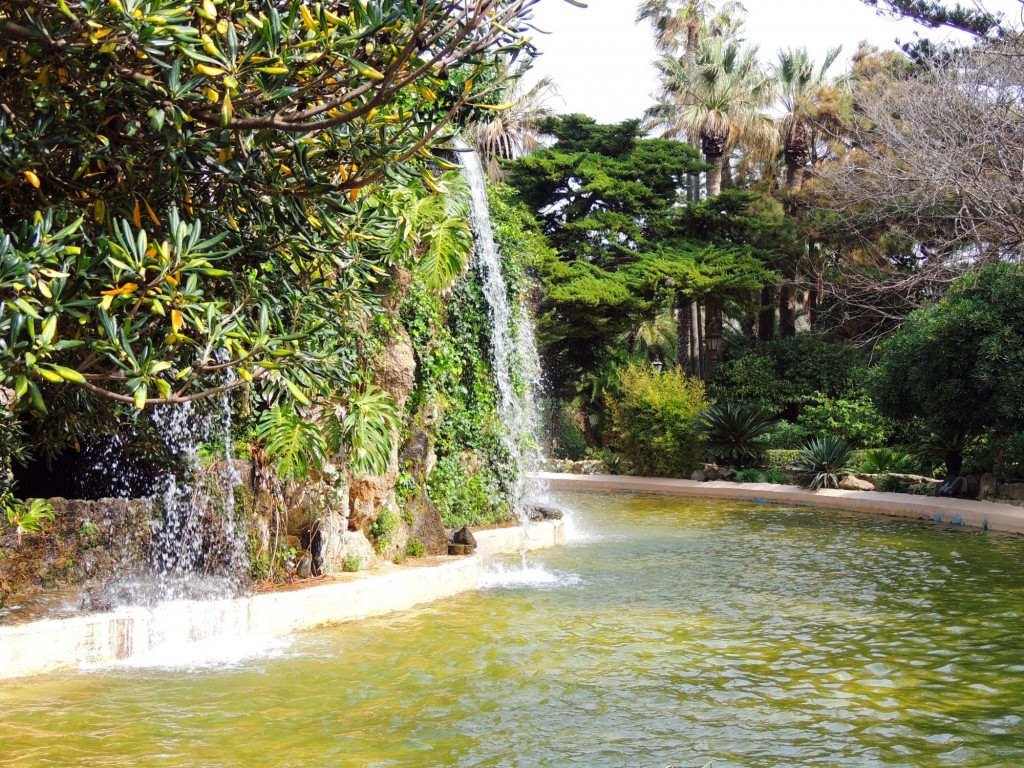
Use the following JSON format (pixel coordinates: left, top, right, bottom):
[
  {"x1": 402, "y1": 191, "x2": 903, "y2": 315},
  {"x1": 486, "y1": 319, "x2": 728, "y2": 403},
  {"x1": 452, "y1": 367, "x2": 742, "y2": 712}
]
[
  {"x1": 704, "y1": 297, "x2": 724, "y2": 378},
  {"x1": 677, "y1": 294, "x2": 691, "y2": 373},
  {"x1": 687, "y1": 172, "x2": 700, "y2": 203},
  {"x1": 779, "y1": 283, "x2": 797, "y2": 338},
  {"x1": 757, "y1": 285, "x2": 776, "y2": 341},
  {"x1": 741, "y1": 290, "x2": 757, "y2": 338},
  {"x1": 785, "y1": 160, "x2": 805, "y2": 192},
  {"x1": 721, "y1": 154, "x2": 733, "y2": 190},
  {"x1": 704, "y1": 153, "x2": 724, "y2": 197},
  {"x1": 693, "y1": 301, "x2": 704, "y2": 379}
]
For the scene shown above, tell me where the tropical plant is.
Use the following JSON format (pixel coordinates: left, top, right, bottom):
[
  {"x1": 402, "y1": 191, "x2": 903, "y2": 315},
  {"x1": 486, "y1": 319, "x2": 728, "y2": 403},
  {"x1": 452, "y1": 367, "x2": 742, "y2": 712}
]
[
  {"x1": 794, "y1": 435, "x2": 855, "y2": 490},
  {"x1": 763, "y1": 468, "x2": 788, "y2": 484},
  {"x1": 340, "y1": 385, "x2": 401, "y2": 478},
  {"x1": 1, "y1": 495, "x2": 55, "y2": 543},
  {"x1": 648, "y1": 36, "x2": 778, "y2": 197},
  {"x1": 695, "y1": 403, "x2": 776, "y2": 467},
  {"x1": 773, "y1": 46, "x2": 847, "y2": 191},
  {"x1": 254, "y1": 404, "x2": 329, "y2": 482},
  {"x1": 465, "y1": 69, "x2": 560, "y2": 182},
  {"x1": 859, "y1": 447, "x2": 915, "y2": 474}
]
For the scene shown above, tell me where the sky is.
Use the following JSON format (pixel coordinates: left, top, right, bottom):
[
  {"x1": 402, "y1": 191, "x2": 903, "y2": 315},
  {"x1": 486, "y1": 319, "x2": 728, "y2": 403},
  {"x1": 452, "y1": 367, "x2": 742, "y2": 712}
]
[{"x1": 522, "y1": 0, "x2": 1024, "y2": 124}]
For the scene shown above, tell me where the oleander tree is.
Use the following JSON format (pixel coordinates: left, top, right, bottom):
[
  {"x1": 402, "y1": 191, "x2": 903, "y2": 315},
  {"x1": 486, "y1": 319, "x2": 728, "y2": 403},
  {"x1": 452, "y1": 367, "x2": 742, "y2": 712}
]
[{"x1": 0, "y1": 0, "x2": 568, "y2": 463}]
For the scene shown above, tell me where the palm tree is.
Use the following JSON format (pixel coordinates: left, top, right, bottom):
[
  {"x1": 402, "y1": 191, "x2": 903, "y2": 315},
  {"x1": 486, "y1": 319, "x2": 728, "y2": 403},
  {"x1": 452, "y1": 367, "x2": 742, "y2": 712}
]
[
  {"x1": 464, "y1": 72, "x2": 559, "y2": 182},
  {"x1": 773, "y1": 46, "x2": 845, "y2": 192},
  {"x1": 636, "y1": 0, "x2": 747, "y2": 55},
  {"x1": 648, "y1": 37, "x2": 778, "y2": 197},
  {"x1": 766, "y1": 47, "x2": 848, "y2": 338}
]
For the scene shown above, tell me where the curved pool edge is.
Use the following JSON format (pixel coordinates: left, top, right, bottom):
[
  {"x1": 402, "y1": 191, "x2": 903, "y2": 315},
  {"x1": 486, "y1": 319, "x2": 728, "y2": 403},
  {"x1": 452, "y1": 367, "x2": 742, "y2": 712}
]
[
  {"x1": 0, "y1": 520, "x2": 563, "y2": 681},
  {"x1": 539, "y1": 472, "x2": 1024, "y2": 535}
]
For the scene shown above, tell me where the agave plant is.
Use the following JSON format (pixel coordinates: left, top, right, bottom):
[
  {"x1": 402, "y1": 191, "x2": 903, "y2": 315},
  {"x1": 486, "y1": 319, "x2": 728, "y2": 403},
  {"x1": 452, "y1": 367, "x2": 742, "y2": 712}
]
[
  {"x1": 695, "y1": 404, "x2": 776, "y2": 467},
  {"x1": 795, "y1": 435, "x2": 854, "y2": 490}
]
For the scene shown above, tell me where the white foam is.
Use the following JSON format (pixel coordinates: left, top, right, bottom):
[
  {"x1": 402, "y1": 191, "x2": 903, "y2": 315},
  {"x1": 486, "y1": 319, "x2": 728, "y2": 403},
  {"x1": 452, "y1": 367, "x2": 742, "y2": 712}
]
[
  {"x1": 480, "y1": 563, "x2": 581, "y2": 590},
  {"x1": 119, "y1": 632, "x2": 291, "y2": 671}
]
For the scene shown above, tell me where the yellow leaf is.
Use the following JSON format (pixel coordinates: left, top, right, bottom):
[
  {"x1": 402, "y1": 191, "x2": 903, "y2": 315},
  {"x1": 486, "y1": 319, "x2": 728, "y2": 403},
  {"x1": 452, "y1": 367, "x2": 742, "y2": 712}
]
[
  {"x1": 171, "y1": 309, "x2": 184, "y2": 332},
  {"x1": 196, "y1": 64, "x2": 226, "y2": 78},
  {"x1": 99, "y1": 294, "x2": 114, "y2": 311},
  {"x1": 23, "y1": 170, "x2": 40, "y2": 188},
  {"x1": 101, "y1": 282, "x2": 139, "y2": 297},
  {"x1": 132, "y1": 199, "x2": 142, "y2": 228},
  {"x1": 144, "y1": 199, "x2": 160, "y2": 226},
  {"x1": 205, "y1": 87, "x2": 220, "y2": 103}
]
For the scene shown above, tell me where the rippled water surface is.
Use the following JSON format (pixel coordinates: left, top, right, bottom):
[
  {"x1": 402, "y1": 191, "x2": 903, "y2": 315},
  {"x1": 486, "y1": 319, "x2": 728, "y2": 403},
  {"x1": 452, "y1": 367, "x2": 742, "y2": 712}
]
[{"x1": 3, "y1": 492, "x2": 1024, "y2": 767}]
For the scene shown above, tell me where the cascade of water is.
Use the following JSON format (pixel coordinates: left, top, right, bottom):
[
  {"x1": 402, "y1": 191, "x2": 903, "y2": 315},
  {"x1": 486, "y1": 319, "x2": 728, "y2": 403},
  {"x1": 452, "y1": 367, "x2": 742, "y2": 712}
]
[
  {"x1": 93, "y1": 389, "x2": 246, "y2": 607},
  {"x1": 455, "y1": 138, "x2": 546, "y2": 522}
]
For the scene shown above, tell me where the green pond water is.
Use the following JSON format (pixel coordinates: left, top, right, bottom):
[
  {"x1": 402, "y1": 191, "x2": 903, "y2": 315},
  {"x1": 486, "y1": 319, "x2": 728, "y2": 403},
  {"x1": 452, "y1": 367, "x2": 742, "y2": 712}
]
[{"x1": 3, "y1": 491, "x2": 1024, "y2": 767}]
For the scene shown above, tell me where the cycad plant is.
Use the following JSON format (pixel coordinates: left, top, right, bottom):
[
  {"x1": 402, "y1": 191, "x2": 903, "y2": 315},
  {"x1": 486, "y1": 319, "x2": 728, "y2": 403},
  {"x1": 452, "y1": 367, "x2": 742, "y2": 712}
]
[
  {"x1": 795, "y1": 435, "x2": 854, "y2": 490},
  {"x1": 695, "y1": 403, "x2": 776, "y2": 467},
  {"x1": 859, "y1": 447, "x2": 915, "y2": 474}
]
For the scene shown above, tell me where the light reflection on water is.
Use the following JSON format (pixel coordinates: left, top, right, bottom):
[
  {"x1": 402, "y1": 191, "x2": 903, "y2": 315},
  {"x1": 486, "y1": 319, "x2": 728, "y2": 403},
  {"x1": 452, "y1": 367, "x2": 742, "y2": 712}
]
[{"x1": 2, "y1": 491, "x2": 1024, "y2": 767}]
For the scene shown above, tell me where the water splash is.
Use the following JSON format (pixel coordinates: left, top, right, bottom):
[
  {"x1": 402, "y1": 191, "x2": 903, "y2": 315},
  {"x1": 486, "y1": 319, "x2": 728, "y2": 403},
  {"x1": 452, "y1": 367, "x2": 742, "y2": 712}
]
[
  {"x1": 479, "y1": 562, "x2": 582, "y2": 590},
  {"x1": 145, "y1": 393, "x2": 246, "y2": 601},
  {"x1": 455, "y1": 138, "x2": 546, "y2": 521}
]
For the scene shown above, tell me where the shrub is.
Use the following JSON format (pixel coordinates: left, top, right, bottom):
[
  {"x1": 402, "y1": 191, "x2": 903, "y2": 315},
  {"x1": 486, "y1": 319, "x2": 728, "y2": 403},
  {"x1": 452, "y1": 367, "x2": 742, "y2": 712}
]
[
  {"x1": 875, "y1": 474, "x2": 905, "y2": 493},
  {"x1": 369, "y1": 508, "x2": 398, "y2": 553},
  {"x1": 765, "y1": 449, "x2": 800, "y2": 469},
  {"x1": 734, "y1": 468, "x2": 766, "y2": 483},
  {"x1": 766, "y1": 421, "x2": 811, "y2": 449},
  {"x1": 797, "y1": 392, "x2": 893, "y2": 448},
  {"x1": 763, "y1": 468, "x2": 788, "y2": 484},
  {"x1": 406, "y1": 538, "x2": 426, "y2": 558},
  {"x1": 427, "y1": 454, "x2": 509, "y2": 529},
  {"x1": 606, "y1": 365, "x2": 707, "y2": 478},
  {"x1": 342, "y1": 555, "x2": 364, "y2": 573},
  {"x1": 708, "y1": 334, "x2": 867, "y2": 417},
  {"x1": 795, "y1": 436, "x2": 855, "y2": 490},
  {"x1": 601, "y1": 452, "x2": 626, "y2": 475},
  {"x1": 695, "y1": 404, "x2": 776, "y2": 467},
  {"x1": 859, "y1": 448, "x2": 915, "y2": 474}
]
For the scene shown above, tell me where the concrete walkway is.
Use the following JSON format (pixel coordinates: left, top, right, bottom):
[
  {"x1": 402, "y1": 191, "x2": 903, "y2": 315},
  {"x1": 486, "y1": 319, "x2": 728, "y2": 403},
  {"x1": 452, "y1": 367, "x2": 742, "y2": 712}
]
[{"x1": 540, "y1": 472, "x2": 1024, "y2": 535}]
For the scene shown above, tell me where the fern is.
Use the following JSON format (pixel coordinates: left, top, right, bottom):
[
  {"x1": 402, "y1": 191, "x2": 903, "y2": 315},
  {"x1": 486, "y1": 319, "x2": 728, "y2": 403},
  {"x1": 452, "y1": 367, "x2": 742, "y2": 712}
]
[
  {"x1": 343, "y1": 385, "x2": 401, "y2": 477},
  {"x1": 255, "y1": 404, "x2": 329, "y2": 481}
]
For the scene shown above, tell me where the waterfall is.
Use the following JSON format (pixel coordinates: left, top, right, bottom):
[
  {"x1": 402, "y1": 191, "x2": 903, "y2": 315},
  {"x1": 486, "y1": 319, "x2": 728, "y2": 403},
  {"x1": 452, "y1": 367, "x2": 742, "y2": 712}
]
[{"x1": 455, "y1": 139, "x2": 545, "y2": 520}]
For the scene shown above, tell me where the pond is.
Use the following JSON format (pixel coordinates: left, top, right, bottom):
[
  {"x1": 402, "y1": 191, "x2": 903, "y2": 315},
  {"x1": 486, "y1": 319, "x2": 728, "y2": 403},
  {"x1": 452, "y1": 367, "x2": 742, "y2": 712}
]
[{"x1": 2, "y1": 492, "x2": 1024, "y2": 767}]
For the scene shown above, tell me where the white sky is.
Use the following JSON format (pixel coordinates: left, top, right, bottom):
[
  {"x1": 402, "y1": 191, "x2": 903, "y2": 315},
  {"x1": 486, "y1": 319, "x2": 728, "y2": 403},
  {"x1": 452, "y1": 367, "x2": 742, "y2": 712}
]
[{"x1": 523, "y1": 0, "x2": 1024, "y2": 123}]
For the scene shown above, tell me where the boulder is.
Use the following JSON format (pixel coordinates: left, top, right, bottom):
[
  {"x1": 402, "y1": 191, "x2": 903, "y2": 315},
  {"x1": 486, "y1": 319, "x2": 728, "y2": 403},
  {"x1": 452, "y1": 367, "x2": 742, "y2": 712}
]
[
  {"x1": 447, "y1": 543, "x2": 474, "y2": 556},
  {"x1": 839, "y1": 475, "x2": 875, "y2": 491},
  {"x1": 999, "y1": 482, "x2": 1024, "y2": 502},
  {"x1": 690, "y1": 470, "x2": 707, "y2": 482},
  {"x1": 524, "y1": 504, "x2": 565, "y2": 521},
  {"x1": 452, "y1": 526, "x2": 477, "y2": 548},
  {"x1": 980, "y1": 472, "x2": 998, "y2": 500}
]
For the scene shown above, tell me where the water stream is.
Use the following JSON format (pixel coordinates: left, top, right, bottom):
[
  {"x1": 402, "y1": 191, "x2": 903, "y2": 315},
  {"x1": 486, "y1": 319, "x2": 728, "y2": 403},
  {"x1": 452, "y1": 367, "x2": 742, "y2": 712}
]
[{"x1": 4, "y1": 492, "x2": 1024, "y2": 767}]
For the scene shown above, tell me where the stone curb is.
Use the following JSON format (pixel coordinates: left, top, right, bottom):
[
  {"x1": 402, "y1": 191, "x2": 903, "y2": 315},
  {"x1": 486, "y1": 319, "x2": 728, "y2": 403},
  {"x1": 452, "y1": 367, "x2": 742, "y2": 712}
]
[{"x1": 538, "y1": 473, "x2": 1024, "y2": 535}]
